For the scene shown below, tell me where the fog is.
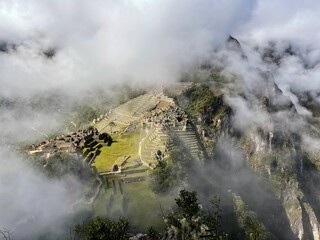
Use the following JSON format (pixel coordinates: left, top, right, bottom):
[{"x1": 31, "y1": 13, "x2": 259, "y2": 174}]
[
  {"x1": 0, "y1": 0, "x2": 256, "y2": 97},
  {"x1": 1, "y1": 0, "x2": 320, "y2": 239},
  {"x1": 0, "y1": 147, "x2": 83, "y2": 239}
]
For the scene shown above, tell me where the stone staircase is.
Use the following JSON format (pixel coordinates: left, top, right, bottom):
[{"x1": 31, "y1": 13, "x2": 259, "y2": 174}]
[
  {"x1": 172, "y1": 124, "x2": 203, "y2": 161},
  {"x1": 139, "y1": 126, "x2": 168, "y2": 167}
]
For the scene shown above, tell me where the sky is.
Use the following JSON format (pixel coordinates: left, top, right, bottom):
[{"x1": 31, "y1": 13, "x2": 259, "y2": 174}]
[
  {"x1": 0, "y1": 0, "x2": 257, "y2": 96},
  {"x1": 1, "y1": 0, "x2": 320, "y2": 239},
  {"x1": 0, "y1": 0, "x2": 318, "y2": 97}
]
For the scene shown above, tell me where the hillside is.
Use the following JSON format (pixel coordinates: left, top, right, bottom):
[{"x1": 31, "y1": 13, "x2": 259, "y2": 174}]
[
  {"x1": 25, "y1": 65, "x2": 320, "y2": 239},
  {"x1": 2, "y1": 1, "x2": 320, "y2": 240}
]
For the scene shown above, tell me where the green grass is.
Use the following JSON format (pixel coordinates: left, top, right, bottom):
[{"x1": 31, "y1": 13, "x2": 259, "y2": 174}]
[
  {"x1": 91, "y1": 178, "x2": 174, "y2": 232},
  {"x1": 92, "y1": 185, "x2": 113, "y2": 216},
  {"x1": 123, "y1": 181, "x2": 173, "y2": 232},
  {"x1": 92, "y1": 131, "x2": 145, "y2": 172},
  {"x1": 84, "y1": 110, "x2": 175, "y2": 232},
  {"x1": 121, "y1": 167, "x2": 150, "y2": 178}
]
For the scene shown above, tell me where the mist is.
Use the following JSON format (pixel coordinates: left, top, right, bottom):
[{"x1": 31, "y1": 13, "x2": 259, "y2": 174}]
[
  {"x1": 0, "y1": 0, "x2": 256, "y2": 98},
  {"x1": 1, "y1": 0, "x2": 320, "y2": 239},
  {"x1": 0, "y1": 147, "x2": 83, "y2": 239}
]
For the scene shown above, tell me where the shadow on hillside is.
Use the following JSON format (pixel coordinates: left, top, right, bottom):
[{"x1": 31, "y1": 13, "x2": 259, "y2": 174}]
[
  {"x1": 296, "y1": 152, "x2": 320, "y2": 228},
  {"x1": 189, "y1": 141, "x2": 298, "y2": 240}
]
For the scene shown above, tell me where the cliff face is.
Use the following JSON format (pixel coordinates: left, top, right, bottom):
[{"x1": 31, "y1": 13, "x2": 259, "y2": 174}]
[{"x1": 176, "y1": 72, "x2": 320, "y2": 239}]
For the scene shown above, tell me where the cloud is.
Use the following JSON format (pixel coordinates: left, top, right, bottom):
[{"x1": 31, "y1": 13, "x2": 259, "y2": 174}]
[
  {"x1": 0, "y1": 148, "x2": 83, "y2": 240},
  {"x1": 0, "y1": 1, "x2": 258, "y2": 238},
  {"x1": 239, "y1": 0, "x2": 320, "y2": 46},
  {"x1": 226, "y1": 96, "x2": 269, "y2": 131},
  {"x1": 235, "y1": 0, "x2": 320, "y2": 99},
  {"x1": 0, "y1": 0, "x2": 257, "y2": 97},
  {"x1": 2, "y1": 0, "x2": 320, "y2": 238}
]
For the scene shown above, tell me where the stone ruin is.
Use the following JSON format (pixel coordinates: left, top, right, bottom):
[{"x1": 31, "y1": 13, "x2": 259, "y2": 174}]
[
  {"x1": 142, "y1": 103, "x2": 189, "y2": 130},
  {"x1": 92, "y1": 113, "x2": 109, "y2": 125},
  {"x1": 27, "y1": 127, "x2": 112, "y2": 161},
  {"x1": 139, "y1": 98, "x2": 205, "y2": 165}
]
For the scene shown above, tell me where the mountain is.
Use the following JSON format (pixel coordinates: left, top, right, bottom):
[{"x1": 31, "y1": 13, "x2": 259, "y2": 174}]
[{"x1": 23, "y1": 38, "x2": 320, "y2": 240}]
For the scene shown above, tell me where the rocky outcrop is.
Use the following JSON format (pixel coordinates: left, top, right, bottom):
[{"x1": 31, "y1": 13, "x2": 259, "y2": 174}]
[{"x1": 177, "y1": 77, "x2": 320, "y2": 239}]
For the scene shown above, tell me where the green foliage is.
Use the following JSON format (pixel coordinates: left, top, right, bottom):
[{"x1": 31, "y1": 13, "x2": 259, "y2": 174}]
[
  {"x1": 72, "y1": 190, "x2": 227, "y2": 240},
  {"x1": 165, "y1": 190, "x2": 227, "y2": 240},
  {"x1": 166, "y1": 213, "x2": 182, "y2": 229},
  {"x1": 147, "y1": 226, "x2": 160, "y2": 239},
  {"x1": 206, "y1": 196, "x2": 223, "y2": 236},
  {"x1": 74, "y1": 217, "x2": 129, "y2": 240},
  {"x1": 31, "y1": 152, "x2": 95, "y2": 182},
  {"x1": 177, "y1": 84, "x2": 230, "y2": 130},
  {"x1": 179, "y1": 67, "x2": 229, "y2": 84},
  {"x1": 208, "y1": 68, "x2": 234, "y2": 84},
  {"x1": 232, "y1": 193, "x2": 269, "y2": 240},
  {"x1": 150, "y1": 145, "x2": 191, "y2": 193},
  {"x1": 150, "y1": 158, "x2": 174, "y2": 193},
  {"x1": 244, "y1": 217, "x2": 263, "y2": 240},
  {"x1": 183, "y1": 85, "x2": 216, "y2": 116},
  {"x1": 175, "y1": 190, "x2": 201, "y2": 220},
  {"x1": 73, "y1": 105, "x2": 99, "y2": 127},
  {"x1": 165, "y1": 190, "x2": 203, "y2": 239}
]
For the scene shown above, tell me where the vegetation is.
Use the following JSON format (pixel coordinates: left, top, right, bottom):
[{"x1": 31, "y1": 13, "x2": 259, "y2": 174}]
[
  {"x1": 113, "y1": 84, "x2": 146, "y2": 105},
  {"x1": 150, "y1": 158, "x2": 173, "y2": 193},
  {"x1": 19, "y1": 77, "x2": 311, "y2": 239},
  {"x1": 122, "y1": 181, "x2": 169, "y2": 232},
  {"x1": 165, "y1": 189, "x2": 227, "y2": 240},
  {"x1": 28, "y1": 153, "x2": 99, "y2": 202},
  {"x1": 73, "y1": 189, "x2": 227, "y2": 240},
  {"x1": 180, "y1": 85, "x2": 216, "y2": 116},
  {"x1": 179, "y1": 68, "x2": 229, "y2": 84},
  {"x1": 150, "y1": 138, "x2": 192, "y2": 193},
  {"x1": 72, "y1": 105, "x2": 100, "y2": 127},
  {"x1": 73, "y1": 217, "x2": 129, "y2": 240},
  {"x1": 177, "y1": 85, "x2": 230, "y2": 130},
  {"x1": 147, "y1": 226, "x2": 160, "y2": 239},
  {"x1": 29, "y1": 152, "x2": 95, "y2": 180},
  {"x1": 92, "y1": 131, "x2": 141, "y2": 172},
  {"x1": 0, "y1": 227, "x2": 13, "y2": 240},
  {"x1": 232, "y1": 193, "x2": 269, "y2": 240}
]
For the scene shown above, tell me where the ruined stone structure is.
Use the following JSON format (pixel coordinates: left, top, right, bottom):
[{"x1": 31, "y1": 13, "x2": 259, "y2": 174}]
[
  {"x1": 27, "y1": 127, "x2": 112, "y2": 161},
  {"x1": 28, "y1": 83, "x2": 202, "y2": 173}
]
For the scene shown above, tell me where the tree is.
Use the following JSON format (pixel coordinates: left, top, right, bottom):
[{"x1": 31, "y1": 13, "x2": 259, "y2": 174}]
[
  {"x1": 175, "y1": 189, "x2": 200, "y2": 220},
  {"x1": 165, "y1": 190, "x2": 228, "y2": 240},
  {"x1": 165, "y1": 190, "x2": 204, "y2": 239},
  {"x1": 0, "y1": 228, "x2": 13, "y2": 240},
  {"x1": 202, "y1": 196, "x2": 228, "y2": 240},
  {"x1": 73, "y1": 217, "x2": 129, "y2": 240},
  {"x1": 147, "y1": 226, "x2": 160, "y2": 240},
  {"x1": 74, "y1": 105, "x2": 99, "y2": 127},
  {"x1": 150, "y1": 159, "x2": 173, "y2": 193},
  {"x1": 150, "y1": 144, "x2": 191, "y2": 193},
  {"x1": 244, "y1": 217, "x2": 262, "y2": 240}
]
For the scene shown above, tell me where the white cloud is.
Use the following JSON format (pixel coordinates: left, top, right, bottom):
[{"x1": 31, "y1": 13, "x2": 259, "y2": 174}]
[
  {"x1": 0, "y1": 148, "x2": 83, "y2": 239},
  {"x1": 2, "y1": 1, "x2": 320, "y2": 238},
  {"x1": 0, "y1": 0, "x2": 256, "y2": 97}
]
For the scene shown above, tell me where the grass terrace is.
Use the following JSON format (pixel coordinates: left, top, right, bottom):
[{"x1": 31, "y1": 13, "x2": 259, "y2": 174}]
[
  {"x1": 123, "y1": 181, "x2": 173, "y2": 232},
  {"x1": 92, "y1": 130, "x2": 145, "y2": 172}
]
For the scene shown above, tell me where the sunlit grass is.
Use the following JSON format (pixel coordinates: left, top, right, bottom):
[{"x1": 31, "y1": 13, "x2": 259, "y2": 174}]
[{"x1": 92, "y1": 131, "x2": 145, "y2": 172}]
